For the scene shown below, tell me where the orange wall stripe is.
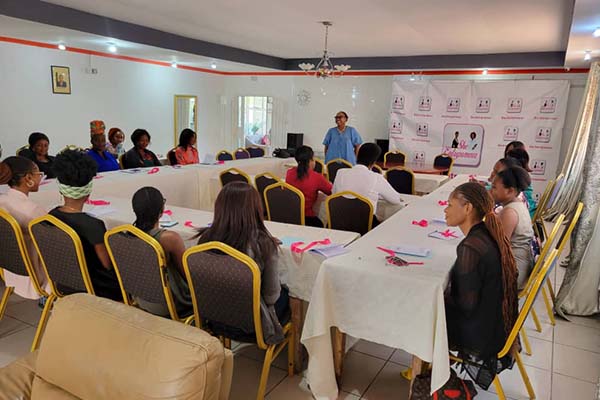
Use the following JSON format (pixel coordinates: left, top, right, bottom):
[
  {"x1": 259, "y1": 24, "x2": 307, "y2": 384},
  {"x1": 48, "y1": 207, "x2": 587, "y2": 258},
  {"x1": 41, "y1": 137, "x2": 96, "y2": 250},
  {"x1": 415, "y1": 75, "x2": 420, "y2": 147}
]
[{"x1": 0, "y1": 35, "x2": 590, "y2": 76}]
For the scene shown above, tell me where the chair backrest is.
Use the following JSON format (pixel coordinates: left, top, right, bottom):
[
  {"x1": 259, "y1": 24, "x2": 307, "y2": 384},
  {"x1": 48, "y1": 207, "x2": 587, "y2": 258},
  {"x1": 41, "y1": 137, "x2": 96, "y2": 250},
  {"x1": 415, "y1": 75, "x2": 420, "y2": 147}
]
[
  {"x1": 167, "y1": 148, "x2": 178, "y2": 165},
  {"x1": 255, "y1": 173, "x2": 280, "y2": 212},
  {"x1": 499, "y1": 248, "x2": 559, "y2": 358},
  {"x1": 29, "y1": 215, "x2": 95, "y2": 297},
  {"x1": 326, "y1": 191, "x2": 373, "y2": 235},
  {"x1": 16, "y1": 145, "x2": 29, "y2": 156},
  {"x1": 545, "y1": 173, "x2": 564, "y2": 211},
  {"x1": 183, "y1": 241, "x2": 268, "y2": 349},
  {"x1": 216, "y1": 150, "x2": 234, "y2": 161},
  {"x1": 246, "y1": 147, "x2": 265, "y2": 158},
  {"x1": 263, "y1": 182, "x2": 305, "y2": 225},
  {"x1": 385, "y1": 167, "x2": 415, "y2": 194},
  {"x1": 105, "y1": 225, "x2": 180, "y2": 321},
  {"x1": 531, "y1": 178, "x2": 556, "y2": 240},
  {"x1": 118, "y1": 154, "x2": 124, "y2": 169},
  {"x1": 326, "y1": 158, "x2": 352, "y2": 183},
  {"x1": 233, "y1": 148, "x2": 250, "y2": 160},
  {"x1": 0, "y1": 209, "x2": 46, "y2": 296},
  {"x1": 371, "y1": 164, "x2": 383, "y2": 174},
  {"x1": 384, "y1": 151, "x2": 406, "y2": 168},
  {"x1": 555, "y1": 202, "x2": 584, "y2": 257},
  {"x1": 313, "y1": 158, "x2": 326, "y2": 175},
  {"x1": 219, "y1": 167, "x2": 251, "y2": 187},
  {"x1": 433, "y1": 154, "x2": 454, "y2": 176}
]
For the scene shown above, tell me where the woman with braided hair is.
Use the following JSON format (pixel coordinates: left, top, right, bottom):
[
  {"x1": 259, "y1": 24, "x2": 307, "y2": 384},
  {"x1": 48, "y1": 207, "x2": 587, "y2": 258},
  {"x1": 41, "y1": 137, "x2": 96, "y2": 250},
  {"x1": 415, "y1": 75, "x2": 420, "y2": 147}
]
[
  {"x1": 443, "y1": 182, "x2": 518, "y2": 388},
  {"x1": 48, "y1": 149, "x2": 121, "y2": 300}
]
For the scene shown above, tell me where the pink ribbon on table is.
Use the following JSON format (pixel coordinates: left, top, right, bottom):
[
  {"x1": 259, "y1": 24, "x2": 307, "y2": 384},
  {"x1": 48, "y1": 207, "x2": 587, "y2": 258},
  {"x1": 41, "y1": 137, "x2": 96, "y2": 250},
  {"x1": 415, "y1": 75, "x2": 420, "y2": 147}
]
[
  {"x1": 85, "y1": 199, "x2": 111, "y2": 206},
  {"x1": 290, "y1": 238, "x2": 331, "y2": 253},
  {"x1": 441, "y1": 229, "x2": 459, "y2": 238},
  {"x1": 217, "y1": 160, "x2": 225, "y2": 165},
  {"x1": 93, "y1": 175, "x2": 104, "y2": 180},
  {"x1": 147, "y1": 167, "x2": 160, "y2": 174},
  {"x1": 411, "y1": 219, "x2": 429, "y2": 227},
  {"x1": 163, "y1": 210, "x2": 173, "y2": 216},
  {"x1": 184, "y1": 220, "x2": 197, "y2": 228},
  {"x1": 438, "y1": 200, "x2": 448, "y2": 206}
]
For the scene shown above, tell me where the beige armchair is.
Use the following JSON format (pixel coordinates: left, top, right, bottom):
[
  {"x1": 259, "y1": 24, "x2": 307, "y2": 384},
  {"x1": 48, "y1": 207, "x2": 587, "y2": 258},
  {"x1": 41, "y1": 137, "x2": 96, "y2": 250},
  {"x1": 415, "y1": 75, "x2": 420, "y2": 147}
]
[{"x1": 0, "y1": 293, "x2": 233, "y2": 400}]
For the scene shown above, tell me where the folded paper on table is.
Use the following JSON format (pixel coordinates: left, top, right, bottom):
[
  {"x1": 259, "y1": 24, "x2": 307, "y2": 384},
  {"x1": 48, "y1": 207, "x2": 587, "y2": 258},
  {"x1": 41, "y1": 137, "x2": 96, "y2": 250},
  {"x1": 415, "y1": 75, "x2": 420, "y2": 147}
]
[
  {"x1": 160, "y1": 220, "x2": 178, "y2": 228},
  {"x1": 428, "y1": 229, "x2": 462, "y2": 241},
  {"x1": 280, "y1": 236, "x2": 305, "y2": 248},
  {"x1": 431, "y1": 217, "x2": 447, "y2": 224},
  {"x1": 388, "y1": 245, "x2": 432, "y2": 258},
  {"x1": 309, "y1": 244, "x2": 350, "y2": 258},
  {"x1": 159, "y1": 214, "x2": 172, "y2": 223},
  {"x1": 120, "y1": 169, "x2": 142, "y2": 174}
]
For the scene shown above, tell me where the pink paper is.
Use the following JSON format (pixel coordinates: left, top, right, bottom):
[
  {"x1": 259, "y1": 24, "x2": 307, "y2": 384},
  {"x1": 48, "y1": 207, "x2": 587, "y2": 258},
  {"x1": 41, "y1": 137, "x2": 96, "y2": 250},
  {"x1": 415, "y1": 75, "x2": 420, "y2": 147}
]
[
  {"x1": 184, "y1": 220, "x2": 197, "y2": 228},
  {"x1": 411, "y1": 219, "x2": 429, "y2": 227},
  {"x1": 438, "y1": 200, "x2": 448, "y2": 206},
  {"x1": 441, "y1": 229, "x2": 459, "y2": 238},
  {"x1": 217, "y1": 160, "x2": 225, "y2": 165},
  {"x1": 85, "y1": 199, "x2": 111, "y2": 206},
  {"x1": 147, "y1": 167, "x2": 160, "y2": 174}
]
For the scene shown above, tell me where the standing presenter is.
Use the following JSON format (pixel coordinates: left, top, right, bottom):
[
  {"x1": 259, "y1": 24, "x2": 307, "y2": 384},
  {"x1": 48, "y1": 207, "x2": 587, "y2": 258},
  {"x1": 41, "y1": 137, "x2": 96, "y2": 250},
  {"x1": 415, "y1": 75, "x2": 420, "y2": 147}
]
[{"x1": 323, "y1": 111, "x2": 363, "y2": 164}]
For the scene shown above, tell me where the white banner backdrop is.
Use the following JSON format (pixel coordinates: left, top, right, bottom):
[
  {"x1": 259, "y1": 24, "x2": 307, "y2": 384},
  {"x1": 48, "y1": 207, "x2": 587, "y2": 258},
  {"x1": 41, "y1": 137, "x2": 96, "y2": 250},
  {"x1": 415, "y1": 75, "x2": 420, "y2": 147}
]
[{"x1": 389, "y1": 79, "x2": 570, "y2": 200}]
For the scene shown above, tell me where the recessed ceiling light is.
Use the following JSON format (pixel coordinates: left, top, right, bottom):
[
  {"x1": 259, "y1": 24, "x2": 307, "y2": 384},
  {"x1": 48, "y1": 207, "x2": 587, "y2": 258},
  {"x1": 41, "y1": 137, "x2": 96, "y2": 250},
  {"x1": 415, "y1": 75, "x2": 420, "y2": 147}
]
[
  {"x1": 171, "y1": 62, "x2": 178, "y2": 68},
  {"x1": 482, "y1": 69, "x2": 489, "y2": 75},
  {"x1": 211, "y1": 62, "x2": 217, "y2": 69},
  {"x1": 57, "y1": 44, "x2": 66, "y2": 51},
  {"x1": 107, "y1": 43, "x2": 117, "y2": 53},
  {"x1": 584, "y1": 51, "x2": 592, "y2": 61},
  {"x1": 593, "y1": 27, "x2": 600, "y2": 37}
]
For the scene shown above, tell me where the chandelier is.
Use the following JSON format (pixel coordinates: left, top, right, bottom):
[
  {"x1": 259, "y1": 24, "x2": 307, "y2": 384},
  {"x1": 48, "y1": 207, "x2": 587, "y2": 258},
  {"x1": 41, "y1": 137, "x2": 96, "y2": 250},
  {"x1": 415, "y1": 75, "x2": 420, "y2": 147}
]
[{"x1": 298, "y1": 21, "x2": 351, "y2": 79}]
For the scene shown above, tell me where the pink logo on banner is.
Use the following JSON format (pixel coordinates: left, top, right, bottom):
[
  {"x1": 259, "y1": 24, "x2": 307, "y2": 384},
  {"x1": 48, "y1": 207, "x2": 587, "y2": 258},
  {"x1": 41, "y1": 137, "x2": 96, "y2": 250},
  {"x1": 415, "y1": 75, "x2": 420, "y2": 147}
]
[
  {"x1": 392, "y1": 95, "x2": 405, "y2": 110},
  {"x1": 540, "y1": 97, "x2": 557, "y2": 113},
  {"x1": 503, "y1": 126, "x2": 519, "y2": 141},
  {"x1": 535, "y1": 127, "x2": 552, "y2": 143},
  {"x1": 475, "y1": 98, "x2": 491, "y2": 113},
  {"x1": 390, "y1": 119, "x2": 403, "y2": 134},
  {"x1": 418, "y1": 96, "x2": 432, "y2": 111},
  {"x1": 442, "y1": 123, "x2": 484, "y2": 167},
  {"x1": 413, "y1": 151, "x2": 426, "y2": 161},
  {"x1": 507, "y1": 97, "x2": 523, "y2": 113},
  {"x1": 416, "y1": 123, "x2": 429, "y2": 137},
  {"x1": 447, "y1": 98, "x2": 461, "y2": 112},
  {"x1": 531, "y1": 160, "x2": 546, "y2": 175}
]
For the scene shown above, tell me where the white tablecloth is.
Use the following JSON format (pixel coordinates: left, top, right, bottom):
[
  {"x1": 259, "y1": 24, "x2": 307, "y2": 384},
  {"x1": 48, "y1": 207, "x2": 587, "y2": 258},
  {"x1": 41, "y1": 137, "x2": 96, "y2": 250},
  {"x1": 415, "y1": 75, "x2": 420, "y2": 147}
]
[
  {"x1": 301, "y1": 175, "x2": 471, "y2": 399},
  {"x1": 413, "y1": 173, "x2": 449, "y2": 194},
  {"x1": 86, "y1": 197, "x2": 359, "y2": 302}
]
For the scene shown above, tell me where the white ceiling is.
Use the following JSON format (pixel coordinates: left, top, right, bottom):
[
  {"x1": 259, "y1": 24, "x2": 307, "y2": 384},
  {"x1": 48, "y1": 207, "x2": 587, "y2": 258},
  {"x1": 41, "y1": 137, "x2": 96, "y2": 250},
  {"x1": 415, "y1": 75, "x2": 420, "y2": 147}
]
[
  {"x1": 43, "y1": 0, "x2": 573, "y2": 58},
  {"x1": 565, "y1": 0, "x2": 600, "y2": 67}
]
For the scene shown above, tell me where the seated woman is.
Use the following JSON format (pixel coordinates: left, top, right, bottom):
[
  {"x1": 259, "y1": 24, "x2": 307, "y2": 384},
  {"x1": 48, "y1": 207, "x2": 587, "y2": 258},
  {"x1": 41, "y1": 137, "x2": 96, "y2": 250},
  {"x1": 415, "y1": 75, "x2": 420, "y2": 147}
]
[
  {"x1": 106, "y1": 127, "x2": 126, "y2": 158},
  {"x1": 19, "y1": 132, "x2": 56, "y2": 179},
  {"x1": 506, "y1": 148, "x2": 536, "y2": 217},
  {"x1": 0, "y1": 156, "x2": 48, "y2": 299},
  {"x1": 174, "y1": 129, "x2": 200, "y2": 165},
  {"x1": 86, "y1": 133, "x2": 119, "y2": 172},
  {"x1": 196, "y1": 182, "x2": 288, "y2": 345},
  {"x1": 48, "y1": 149, "x2": 121, "y2": 300},
  {"x1": 131, "y1": 186, "x2": 192, "y2": 316},
  {"x1": 491, "y1": 166, "x2": 534, "y2": 290},
  {"x1": 444, "y1": 182, "x2": 518, "y2": 388},
  {"x1": 122, "y1": 129, "x2": 162, "y2": 169},
  {"x1": 285, "y1": 145, "x2": 332, "y2": 227}
]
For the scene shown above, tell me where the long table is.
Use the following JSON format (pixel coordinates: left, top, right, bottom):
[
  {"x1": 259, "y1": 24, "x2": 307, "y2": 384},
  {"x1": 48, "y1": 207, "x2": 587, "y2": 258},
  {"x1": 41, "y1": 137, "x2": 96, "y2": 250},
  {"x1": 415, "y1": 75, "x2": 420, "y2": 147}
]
[{"x1": 301, "y1": 175, "x2": 470, "y2": 399}]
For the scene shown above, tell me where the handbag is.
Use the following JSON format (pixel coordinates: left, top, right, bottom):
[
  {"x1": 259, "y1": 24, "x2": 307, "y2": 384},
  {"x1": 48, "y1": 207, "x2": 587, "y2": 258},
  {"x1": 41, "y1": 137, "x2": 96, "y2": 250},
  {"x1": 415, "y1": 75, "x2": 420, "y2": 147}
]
[
  {"x1": 272, "y1": 148, "x2": 291, "y2": 158},
  {"x1": 410, "y1": 369, "x2": 477, "y2": 400}
]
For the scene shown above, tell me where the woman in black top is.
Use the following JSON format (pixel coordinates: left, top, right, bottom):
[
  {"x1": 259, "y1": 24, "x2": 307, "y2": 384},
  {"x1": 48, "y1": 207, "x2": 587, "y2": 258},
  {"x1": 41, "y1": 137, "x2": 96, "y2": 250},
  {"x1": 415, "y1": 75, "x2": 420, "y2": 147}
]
[
  {"x1": 48, "y1": 149, "x2": 121, "y2": 301},
  {"x1": 18, "y1": 132, "x2": 56, "y2": 179},
  {"x1": 443, "y1": 182, "x2": 518, "y2": 388},
  {"x1": 122, "y1": 129, "x2": 162, "y2": 169}
]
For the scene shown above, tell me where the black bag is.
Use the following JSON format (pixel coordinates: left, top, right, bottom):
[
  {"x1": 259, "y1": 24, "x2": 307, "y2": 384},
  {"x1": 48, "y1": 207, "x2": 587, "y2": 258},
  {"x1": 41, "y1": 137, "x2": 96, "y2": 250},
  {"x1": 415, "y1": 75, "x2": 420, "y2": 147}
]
[
  {"x1": 410, "y1": 369, "x2": 477, "y2": 400},
  {"x1": 272, "y1": 148, "x2": 291, "y2": 158}
]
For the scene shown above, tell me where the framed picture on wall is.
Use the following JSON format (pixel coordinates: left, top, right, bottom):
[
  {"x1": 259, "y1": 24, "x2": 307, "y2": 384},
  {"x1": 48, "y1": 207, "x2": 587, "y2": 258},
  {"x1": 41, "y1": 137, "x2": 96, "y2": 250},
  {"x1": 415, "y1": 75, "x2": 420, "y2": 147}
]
[{"x1": 51, "y1": 65, "x2": 71, "y2": 94}]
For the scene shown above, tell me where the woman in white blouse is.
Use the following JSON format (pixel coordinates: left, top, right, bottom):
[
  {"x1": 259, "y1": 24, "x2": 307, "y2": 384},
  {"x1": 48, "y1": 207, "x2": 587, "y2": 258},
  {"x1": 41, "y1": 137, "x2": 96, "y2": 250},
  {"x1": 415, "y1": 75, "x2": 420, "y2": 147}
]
[{"x1": 0, "y1": 156, "x2": 48, "y2": 299}]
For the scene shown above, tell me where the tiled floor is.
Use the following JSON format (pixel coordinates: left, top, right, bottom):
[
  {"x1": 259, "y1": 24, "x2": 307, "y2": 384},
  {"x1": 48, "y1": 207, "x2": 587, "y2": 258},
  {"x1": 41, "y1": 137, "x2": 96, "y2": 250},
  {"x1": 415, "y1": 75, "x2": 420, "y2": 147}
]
[{"x1": 1, "y1": 257, "x2": 599, "y2": 399}]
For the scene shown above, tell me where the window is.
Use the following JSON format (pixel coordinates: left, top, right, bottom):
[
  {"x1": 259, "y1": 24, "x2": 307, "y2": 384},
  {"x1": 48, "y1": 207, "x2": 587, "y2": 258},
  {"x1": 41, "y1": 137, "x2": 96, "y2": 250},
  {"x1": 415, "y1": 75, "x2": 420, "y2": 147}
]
[{"x1": 238, "y1": 96, "x2": 273, "y2": 144}]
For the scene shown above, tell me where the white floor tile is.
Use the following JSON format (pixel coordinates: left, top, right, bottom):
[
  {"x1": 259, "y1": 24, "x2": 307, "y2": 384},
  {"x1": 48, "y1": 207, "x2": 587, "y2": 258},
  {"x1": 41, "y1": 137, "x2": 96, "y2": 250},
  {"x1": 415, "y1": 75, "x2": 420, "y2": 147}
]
[
  {"x1": 489, "y1": 364, "x2": 551, "y2": 400},
  {"x1": 5, "y1": 300, "x2": 42, "y2": 326},
  {"x1": 388, "y1": 349, "x2": 412, "y2": 367},
  {"x1": 235, "y1": 343, "x2": 290, "y2": 371},
  {"x1": 360, "y1": 361, "x2": 409, "y2": 399},
  {"x1": 265, "y1": 375, "x2": 358, "y2": 400},
  {"x1": 567, "y1": 314, "x2": 600, "y2": 331},
  {"x1": 520, "y1": 337, "x2": 553, "y2": 371},
  {"x1": 229, "y1": 355, "x2": 288, "y2": 400},
  {"x1": 351, "y1": 339, "x2": 394, "y2": 361},
  {"x1": 0, "y1": 327, "x2": 36, "y2": 367},
  {"x1": 338, "y1": 350, "x2": 386, "y2": 396},
  {"x1": 552, "y1": 373, "x2": 598, "y2": 400},
  {"x1": 554, "y1": 320, "x2": 600, "y2": 353},
  {"x1": 553, "y1": 343, "x2": 600, "y2": 384},
  {"x1": 0, "y1": 315, "x2": 29, "y2": 339}
]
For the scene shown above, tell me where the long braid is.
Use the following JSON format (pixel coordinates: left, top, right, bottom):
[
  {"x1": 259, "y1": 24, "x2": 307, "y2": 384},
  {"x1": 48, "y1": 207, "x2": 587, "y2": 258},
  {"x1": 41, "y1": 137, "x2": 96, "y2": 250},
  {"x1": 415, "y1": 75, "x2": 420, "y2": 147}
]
[{"x1": 454, "y1": 183, "x2": 518, "y2": 336}]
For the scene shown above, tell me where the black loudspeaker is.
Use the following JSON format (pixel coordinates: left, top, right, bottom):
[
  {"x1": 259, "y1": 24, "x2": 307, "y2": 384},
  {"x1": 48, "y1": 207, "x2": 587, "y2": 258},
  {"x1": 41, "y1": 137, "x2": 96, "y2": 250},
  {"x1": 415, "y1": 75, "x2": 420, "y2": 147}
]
[
  {"x1": 287, "y1": 133, "x2": 304, "y2": 151},
  {"x1": 375, "y1": 139, "x2": 389, "y2": 162}
]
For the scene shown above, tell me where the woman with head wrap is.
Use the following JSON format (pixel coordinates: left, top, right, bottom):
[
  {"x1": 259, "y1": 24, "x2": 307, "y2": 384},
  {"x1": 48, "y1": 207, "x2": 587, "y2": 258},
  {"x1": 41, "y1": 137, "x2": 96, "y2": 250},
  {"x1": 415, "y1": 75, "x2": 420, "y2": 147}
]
[
  {"x1": 48, "y1": 149, "x2": 121, "y2": 300},
  {"x1": 86, "y1": 132, "x2": 119, "y2": 172}
]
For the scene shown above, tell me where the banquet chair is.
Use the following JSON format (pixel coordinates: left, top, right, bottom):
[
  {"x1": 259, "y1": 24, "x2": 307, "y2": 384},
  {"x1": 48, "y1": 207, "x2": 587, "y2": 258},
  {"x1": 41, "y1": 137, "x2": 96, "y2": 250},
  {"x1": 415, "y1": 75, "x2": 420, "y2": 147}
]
[
  {"x1": 16, "y1": 144, "x2": 29, "y2": 156},
  {"x1": 263, "y1": 182, "x2": 305, "y2": 225},
  {"x1": 451, "y1": 248, "x2": 559, "y2": 400},
  {"x1": 183, "y1": 241, "x2": 294, "y2": 400},
  {"x1": 216, "y1": 150, "x2": 234, "y2": 161},
  {"x1": 28, "y1": 214, "x2": 96, "y2": 351},
  {"x1": 313, "y1": 158, "x2": 326, "y2": 176},
  {"x1": 255, "y1": 173, "x2": 280, "y2": 214},
  {"x1": 0, "y1": 209, "x2": 48, "y2": 321},
  {"x1": 433, "y1": 154, "x2": 454, "y2": 175},
  {"x1": 234, "y1": 148, "x2": 251, "y2": 160},
  {"x1": 371, "y1": 164, "x2": 383, "y2": 174},
  {"x1": 531, "y1": 178, "x2": 556, "y2": 242},
  {"x1": 383, "y1": 150, "x2": 406, "y2": 168},
  {"x1": 104, "y1": 225, "x2": 191, "y2": 323},
  {"x1": 219, "y1": 167, "x2": 251, "y2": 187},
  {"x1": 326, "y1": 191, "x2": 373, "y2": 235},
  {"x1": 246, "y1": 146, "x2": 265, "y2": 158},
  {"x1": 385, "y1": 167, "x2": 415, "y2": 194},
  {"x1": 118, "y1": 154, "x2": 125, "y2": 169},
  {"x1": 326, "y1": 158, "x2": 352, "y2": 183},
  {"x1": 167, "y1": 148, "x2": 178, "y2": 165},
  {"x1": 545, "y1": 173, "x2": 564, "y2": 211}
]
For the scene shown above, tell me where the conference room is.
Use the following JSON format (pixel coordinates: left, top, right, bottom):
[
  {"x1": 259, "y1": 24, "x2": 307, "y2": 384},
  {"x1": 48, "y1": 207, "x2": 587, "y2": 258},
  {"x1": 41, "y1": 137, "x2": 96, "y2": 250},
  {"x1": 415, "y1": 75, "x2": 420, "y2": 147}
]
[{"x1": 0, "y1": 1, "x2": 599, "y2": 399}]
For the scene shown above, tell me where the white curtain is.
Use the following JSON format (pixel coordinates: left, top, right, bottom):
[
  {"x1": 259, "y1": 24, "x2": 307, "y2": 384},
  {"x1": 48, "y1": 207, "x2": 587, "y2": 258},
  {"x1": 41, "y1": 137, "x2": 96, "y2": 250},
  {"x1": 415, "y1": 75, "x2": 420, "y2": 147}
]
[
  {"x1": 176, "y1": 98, "x2": 191, "y2": 136},
  {"x1": 271, "y1": 97, "x2": 288, "y2": 149}
]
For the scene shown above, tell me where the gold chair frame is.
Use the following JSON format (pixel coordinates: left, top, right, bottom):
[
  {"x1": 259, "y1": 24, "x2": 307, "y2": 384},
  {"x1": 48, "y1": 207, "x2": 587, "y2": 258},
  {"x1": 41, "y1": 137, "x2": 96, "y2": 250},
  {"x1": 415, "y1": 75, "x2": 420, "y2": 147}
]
[
  {"x1": 385, "y1": 167, "x2": 415, "y2": 195},
  {"x1": 15, "y1": 144, "x2": 29, "y2": 156},
  {"x1": 313, "y1": 158, "x2": 327, "y2": 177},
  {"x1": 325, "y1": 158, "x2": 352, "y2": 183},
  {"x1": 434, "y1": 153, "x2": 455, "y2": 175},
  {"x1": 383, "y1": 150, "x2": 406, "y2": 168},
  {"x1": 371, "y1": 164, "x2": 384, "y2": 174},
  {"x1": 263, "y1": 182, "x2": 306, "y2": 225},
  {"x1": 219, "y1": 167, "x2": 251, "y2": 187},
  {"x1": 531, "y1": 177, "x2": 559, "y2": 240},
  {"x1": 182, "y1": 241, "x2": 294, "y2": 400},
  {"x1": 216, "y1": 150, "x2": 234, "y2": 161},
  {"x1": 325, "y1": 190, "x2": 374, "y2": 232},
  {"x1": 28, "y1": 214, "x2": 95, "y2": 351},
  {"x1": 233, "y1": 148, "x2": 251, "y2": 160}
]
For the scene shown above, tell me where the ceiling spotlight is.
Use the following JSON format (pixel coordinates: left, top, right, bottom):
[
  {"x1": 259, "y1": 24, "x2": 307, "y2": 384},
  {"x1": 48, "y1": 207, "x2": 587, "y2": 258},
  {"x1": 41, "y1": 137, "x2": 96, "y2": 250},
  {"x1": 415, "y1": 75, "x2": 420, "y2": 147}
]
[
  {"x1": 482, "y1": 69, "x2": 489, "y2": 75},
  {"x1": 57, "y1": 43, "x2": 66, "y2": 51},
  {"x1": 107, "y1": 43, "x2": 117, "y2": 53},
  {"x1": 593, "y1": 27, "x2": 600, "y2": 37},
  {"x1": 210, "y1": 62, "x2": 217, "y2": 69},
  {"x1": 171, "y1": 62, "x2": 178, "y2": 68}
]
